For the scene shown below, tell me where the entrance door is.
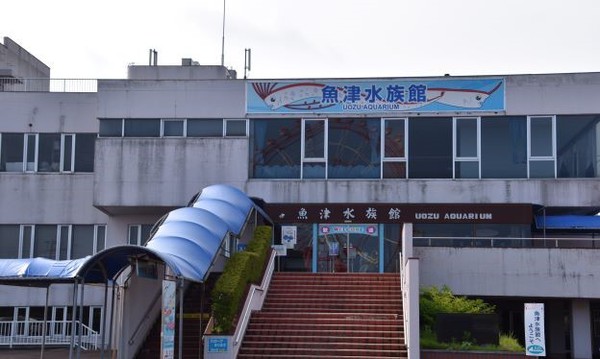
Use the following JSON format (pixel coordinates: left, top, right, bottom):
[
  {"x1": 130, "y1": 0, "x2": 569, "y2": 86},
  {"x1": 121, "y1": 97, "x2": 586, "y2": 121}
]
[
  {"x1": 317, "y1": 224, "x2": 379, "y2": 273},
  {"x1": 592, "y1": 303, "x2": 600, "y2": 358}
]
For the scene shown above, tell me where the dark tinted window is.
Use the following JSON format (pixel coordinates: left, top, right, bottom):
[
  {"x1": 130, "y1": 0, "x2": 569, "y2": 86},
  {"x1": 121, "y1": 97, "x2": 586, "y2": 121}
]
[
  {"x1": 251, "y1": 119, "x2": 301, "y2": 178},
  {"x1": 99, "y1": 119, "x2": 123, "y2": 137},
  {"x1": 328, "y1": 118, "x2": 380, "y2": 179},
  {"x1": 124, "y1": 119, "x2": 160, "y2": 137},
  {"x1": 187, "y1": 119, "x2": 223, "y2": 137},
  {"x1": 75, "y1": 134, "x2": 96, "y2": 172},
  {"x1": 557, "y1": 115, "x2": 600, "y2": 178},
  {"x1": 481, "y1": 116, "x2": 527, "y2": 178},
  {"x1": 408, "y1": 117, "x2": 452, "y2": 178}
]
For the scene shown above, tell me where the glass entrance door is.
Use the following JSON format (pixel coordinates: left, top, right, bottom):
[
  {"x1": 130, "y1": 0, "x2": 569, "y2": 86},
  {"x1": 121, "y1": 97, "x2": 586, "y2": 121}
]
[{"x1": 317, "y1": 224, "x2": 379, "y2": 273}]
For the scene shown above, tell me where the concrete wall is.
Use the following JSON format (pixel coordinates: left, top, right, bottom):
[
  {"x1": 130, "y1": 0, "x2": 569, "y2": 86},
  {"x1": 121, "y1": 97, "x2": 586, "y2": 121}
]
[
  {"x1": 415, "y1": 247, "x2": 600, "y2": 298},
  {"x1": 97, "y1": 80, "x2": 245, "y2": 119},
  {"x1": 93, "y1": 138, "x2": 249, "y2": 211},
  {"x1": 0, "y1": 37, "x2": 50, "y2": 79},
  {"x1": 245, "y1": 178, "x2": 600, "y2": 207}
]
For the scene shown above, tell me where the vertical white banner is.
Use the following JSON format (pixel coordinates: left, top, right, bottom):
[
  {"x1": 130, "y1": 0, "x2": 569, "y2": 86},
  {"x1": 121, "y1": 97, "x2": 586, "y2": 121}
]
[
  {"x1": 524, "y1": 303, "x2": 546, "y2": 357},
  {"x1": 281, "y1": 225, "x2": 297, "y2": 248},
  {"x1": 161, "y1": 280, "x2": 176, "y2": 359}
]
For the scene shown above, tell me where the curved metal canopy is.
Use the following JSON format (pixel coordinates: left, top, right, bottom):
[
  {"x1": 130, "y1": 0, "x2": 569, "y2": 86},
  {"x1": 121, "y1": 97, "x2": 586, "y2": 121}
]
[{"x1": 0, "y1": 184, "x2": 269, "y2": 285}]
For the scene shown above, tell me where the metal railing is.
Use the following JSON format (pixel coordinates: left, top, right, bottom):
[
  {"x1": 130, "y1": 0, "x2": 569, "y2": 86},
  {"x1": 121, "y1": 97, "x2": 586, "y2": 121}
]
[
  {"x1": 0, "y1": 78, "x2": 97, "y2": 92},
  {"x1": 0, "y1": 320, "x2": 99, "y2": 350},
  {"x1": 414, "y1": 236, "x2": 600, "y2": 249}
]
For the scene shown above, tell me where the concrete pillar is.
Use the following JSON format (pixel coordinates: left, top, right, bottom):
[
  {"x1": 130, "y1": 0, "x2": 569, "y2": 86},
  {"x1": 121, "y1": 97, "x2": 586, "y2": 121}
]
[{"x1": 571, "y1": 299, "x2": 592, "y2": 359}]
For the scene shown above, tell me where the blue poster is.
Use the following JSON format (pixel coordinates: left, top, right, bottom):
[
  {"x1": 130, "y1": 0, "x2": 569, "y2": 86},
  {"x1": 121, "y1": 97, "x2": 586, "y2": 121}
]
[
  {"x1": 247, "y1": 78, "x2": 504, "y2": 114},
  {"x1": 161, "y1": 280, "x2": 176, "y2": 359}
]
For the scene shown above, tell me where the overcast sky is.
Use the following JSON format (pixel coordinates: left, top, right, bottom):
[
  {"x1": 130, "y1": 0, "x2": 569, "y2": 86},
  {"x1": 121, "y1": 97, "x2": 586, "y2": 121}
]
[{"x1": 4, "y1": 0, "x2": 600, "y2": 79}]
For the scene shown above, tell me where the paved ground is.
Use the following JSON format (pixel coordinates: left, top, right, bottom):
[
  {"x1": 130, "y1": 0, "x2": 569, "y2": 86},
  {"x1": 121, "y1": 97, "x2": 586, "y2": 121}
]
[{"x1": 0, "y1": 348, "x2": 107, "y2": 358}]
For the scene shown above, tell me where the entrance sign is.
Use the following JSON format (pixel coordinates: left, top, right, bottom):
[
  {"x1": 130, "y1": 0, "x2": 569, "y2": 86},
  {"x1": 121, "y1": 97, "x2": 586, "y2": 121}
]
[
  {"x1": 524, "y1": 303, "x2": 546, "y2": 356},
  {"x1": 319, "y1": 224, "x2": 379, "y2": 236},
  {"x1": 207, "y1": 337, "x2": 229, "y2": 352},
  {"x1": 161, "y1": 280, "x2": 176, "y2": 359},
  {"x1": 247, "y1": 78, "x2": 505, "y2": 115}
]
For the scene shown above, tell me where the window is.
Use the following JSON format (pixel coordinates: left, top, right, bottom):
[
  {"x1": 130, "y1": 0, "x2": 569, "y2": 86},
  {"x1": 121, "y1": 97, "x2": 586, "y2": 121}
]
[
  {"x1": 0, "y1": 133, "x2": 95, "y2": 173},
  {"x1": 328, "y1": 118, "x2": 380, "y2": 179},
  {"x1": 408, "y1": 117, "x2": 452, "y2": 178},
  {"x1": 557, "y1": 115, "x2": 600, "y2": 178},
  {"x1": 162, "y1": 119, "x2": 186, "y2": 137},
  {"x1": 225, "y1": 119, "x2": 247, "y2": 137},
  {"x1": 382, "y1": 118, "x2": 407, "y2": 178},
  {"x1": 482, "y1": 116, "x2": 527, "y2": 178},
  {"x1": 128, "y1": 224, "x2": 154, "y2": 246},
  {"x1": 187, "y1": 119, "x2": 223, "y2": 137},
  {"x1": 99, "y1": 119, "x2": 123, "y2": 137},
  {"x1": 528, "y1": 116, "x2": 556, "y2": 178},
  {"x1": 0, "y1": 225, "x2": 20, "y2": 258},
  {"x1": 454, "y1": 117, "x2": 480, "y2": 178},
  {"x1": 251, "y1": 118, "x2": 301, "y2": 178},
  {"x1": 124, "y1": 119, "x2": 160, "y2": 137},
  {"x1": 302, "y1": 119, "x2": 327, "y2": 178},
  {"x1": 13, "y1": 224, "x2": 105, "y2": 260}
]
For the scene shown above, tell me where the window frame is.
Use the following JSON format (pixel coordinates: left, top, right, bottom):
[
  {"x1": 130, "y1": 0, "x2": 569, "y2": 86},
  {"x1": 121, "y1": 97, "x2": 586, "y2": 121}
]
[
  {"x1": 527, "y1": 115, "x2": 556, "y2": 178},
  {"x1": 301, "y1": 118, "x2": 328, "y2": 179},
  {"x1": 61, "y1": 134, "x2": 76, "y2": 173},
  {"x1": 381, "y1": 117, "x2": 408, "y2": 179},
  {"x1": 453, "y1": 116, "x2": 481, "y2": 179},
  {"x1": 161, "y1": 119, "x2": 187, "y2": 137}
]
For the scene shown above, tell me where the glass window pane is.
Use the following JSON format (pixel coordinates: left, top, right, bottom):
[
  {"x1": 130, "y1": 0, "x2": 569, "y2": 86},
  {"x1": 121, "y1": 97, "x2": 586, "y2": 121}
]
[
  {"x1": 128, "y1": 226, "x2": 139, "y2": 245},
  {"x1": 304, "y1": 120, "x2": 325, "y2": 158},
  {"x1": 384, "y1": 119, "x2": 405, "y2": 158},
  {"x1": 59, "y1": 226, "x2": 69, "y2": 260},
  {"x1": 456, "y1": 118, "x2": 478, "y2": 158},
  {"x1": 163, "y1": 120, "x2": 184, "y2": 137},
  {"x1": 38, "y1": 134, "x2": 61, "y2": 172},
  {"x1": 557, "y1": 115, "x2": 600, "y2": 178},
  {"x1": 96, "y1": 226, "x2": 106, "y2": 252},
  {"x1": 328, "y1": 118, "x2": 380, "y2": 179},
  {"x1": 530, "y1": 160, "x2": 555, "y2": 178},
  {"x1": 383, "y1": 162, "x2": 406, "y2": 178},
  {"x1": 0, "y1": 225, "x2": 20, "y2": 259},
  {"x1": 34, "y1": 225, "x2": 57, "y2": 259},
  {"x1": 225, "y1": 120, "x2": 247, "y2": 136},
  {"x1": 72, "y1": 225, "x2": 94, "y2": 258},
  {"x1": 22, "y1": 226, "x2": 32, "y2": 258},
  {"x1": 99, "y1": 119, "x2": 123, "y2": 137},
  {"x1": 1, "y1": 133, "x2": 24, "y2": 172},
  {"x1": 531, "y1": 117, "x2": 553, "y2": 157},
  {"x1": 62, "y1": 135, "x2": 73, "y2": 172},
  {"x1": 482, "y1": 116, "x2": 527, "y2": 178},
  {"x1": 141, "y1": 225, "x2": 153, "y2": 245},
  {"x1": 251, "y1": 119, "x2": 301, "y2": 178},
  {"x1": 187, "y1": 119, "x2": 223, "y2": 137},
  {"x1": 74, "y1": 134, "x2": 96, "y2": 172},
  {"x1": 124, "y1": 119, "x2": 160, "y2": 137},
  {"x1": 455, "y1": 161, "x2": 479, "y2": 179},
  {"x1": 302, "y1": 163, "x2": 326, "y2": 178},
  {"x1": 408, "y1": 117, "x2": 452, "y2": 178},
  {"x1": 25, "y1": 134, "x2": 36, "y2": 171}
]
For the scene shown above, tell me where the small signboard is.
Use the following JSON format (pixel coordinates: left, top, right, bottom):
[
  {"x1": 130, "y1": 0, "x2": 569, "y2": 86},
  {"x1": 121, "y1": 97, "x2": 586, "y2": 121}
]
[
  {"x1": 272, "y1": 244, "x2": 288, "y2": 256},
  {"x1": 524, "y1": 303, "x2": 546, "y2": 357},
  {"x1": 207, "y1": 337, "x2": 229, "y2": 353},
  {"x1": 281, "y1": 226, "x2": 297, "y2": 248}
]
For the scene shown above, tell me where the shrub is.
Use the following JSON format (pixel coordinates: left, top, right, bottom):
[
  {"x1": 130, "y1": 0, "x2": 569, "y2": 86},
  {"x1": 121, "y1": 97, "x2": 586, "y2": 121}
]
[{"x1": 210, "y1": 225, "x2": 272, "y2": 333}]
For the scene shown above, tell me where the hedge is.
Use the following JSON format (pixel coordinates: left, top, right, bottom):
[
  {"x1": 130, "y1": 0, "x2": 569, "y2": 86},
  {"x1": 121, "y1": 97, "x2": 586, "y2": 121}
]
[{"x1": 210, "y1": 225, "x2": 272, "y2": 333}]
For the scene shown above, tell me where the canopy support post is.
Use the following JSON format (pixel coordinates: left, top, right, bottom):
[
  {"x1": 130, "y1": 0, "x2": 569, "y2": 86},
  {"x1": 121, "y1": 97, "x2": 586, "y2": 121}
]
[
  {"x1": 40, "y1": 285, "x2": 49, "y2": 359},
  {"x1": 108, "y1": 281, "x2": 116, "y2": 357},
  {"x1": 178, "y1": 277, "x2": 184, "y2": 359},
  {"x1": 69, "y1": 278, "x2": 79, "y2": 359},
  {"x1": 77, "y1": 279, "x2": 86, "y2": 359},
  {"x1": 100, "y1": 280, "x2": 108, "y2": 359}
]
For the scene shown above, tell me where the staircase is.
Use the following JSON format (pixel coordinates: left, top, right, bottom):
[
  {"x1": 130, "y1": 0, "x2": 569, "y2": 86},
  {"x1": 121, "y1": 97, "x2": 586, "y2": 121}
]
[{"x1": 238, "y1": 272, "x2": 407, "y2": 358}]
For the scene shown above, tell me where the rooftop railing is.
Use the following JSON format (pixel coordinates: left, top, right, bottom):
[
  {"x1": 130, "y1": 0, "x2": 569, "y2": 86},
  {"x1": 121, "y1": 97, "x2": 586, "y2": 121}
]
[
  {"x1": 0, "y1": 78, "x2": 97, "y2": 93},
  {"x1": 0, "y1": 320, "x2": 99, "y2": 350}
]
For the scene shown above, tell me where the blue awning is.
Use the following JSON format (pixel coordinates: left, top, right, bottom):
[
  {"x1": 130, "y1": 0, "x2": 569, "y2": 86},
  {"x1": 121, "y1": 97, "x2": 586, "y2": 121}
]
[
  {"x1": 535, "y1": 215, "x2": 600, "y2": 230},
  {"x1": 0, "y1": 184, "x2": 271, "y2": 285}
]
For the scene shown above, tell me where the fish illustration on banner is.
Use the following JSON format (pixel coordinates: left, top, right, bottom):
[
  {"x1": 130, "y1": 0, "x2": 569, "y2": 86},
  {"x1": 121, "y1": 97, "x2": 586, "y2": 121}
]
[{"x1": 247, "y1": 78, "x2": 504, "y2": 114}]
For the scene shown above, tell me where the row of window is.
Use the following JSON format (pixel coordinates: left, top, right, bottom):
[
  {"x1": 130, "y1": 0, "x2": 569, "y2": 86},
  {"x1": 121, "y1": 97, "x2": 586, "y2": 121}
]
[
  {"x1": 0, "y1": 225, "x2": 105, "y2": 260},
  {"x1": 0, "y1": 306, "x2": 103, "y2": 335},
  {"x1": 251, "y1": 115, "x2": 600, "y2": 179},
  {"x1": 99, "y1": 118, "x2": 248, "y2": 138},
  {"x1": 0, "y1": 133, "x2": 95, "y2": 173}
]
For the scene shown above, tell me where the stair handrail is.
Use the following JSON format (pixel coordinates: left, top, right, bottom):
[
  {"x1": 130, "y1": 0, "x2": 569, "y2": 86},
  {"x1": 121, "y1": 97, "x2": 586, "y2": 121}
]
[
  {"x1": 128, "y1": 288, "x2": 163, "y2": 346},
  {"x1": 401, "y1": 222, "x2": 420, "y2": 359},
  {"x1": 234, "y1": 249, "x2": 277, "y2": 347}
]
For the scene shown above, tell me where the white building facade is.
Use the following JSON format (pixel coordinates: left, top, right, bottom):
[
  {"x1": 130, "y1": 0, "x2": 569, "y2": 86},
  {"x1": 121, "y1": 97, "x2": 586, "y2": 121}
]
[{"x1": 1, "y1": 37, "x2": 600, "y2": 358}]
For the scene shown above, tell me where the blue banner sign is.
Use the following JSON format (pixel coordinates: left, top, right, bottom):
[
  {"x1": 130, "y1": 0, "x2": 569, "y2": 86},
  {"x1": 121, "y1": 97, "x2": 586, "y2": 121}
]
[
  {"x1": 318, "y1": 224, "x2": 379, "y2": 236},
  {"x1": 247, "y1": 78, "x2": 504, "y2": 114}
]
